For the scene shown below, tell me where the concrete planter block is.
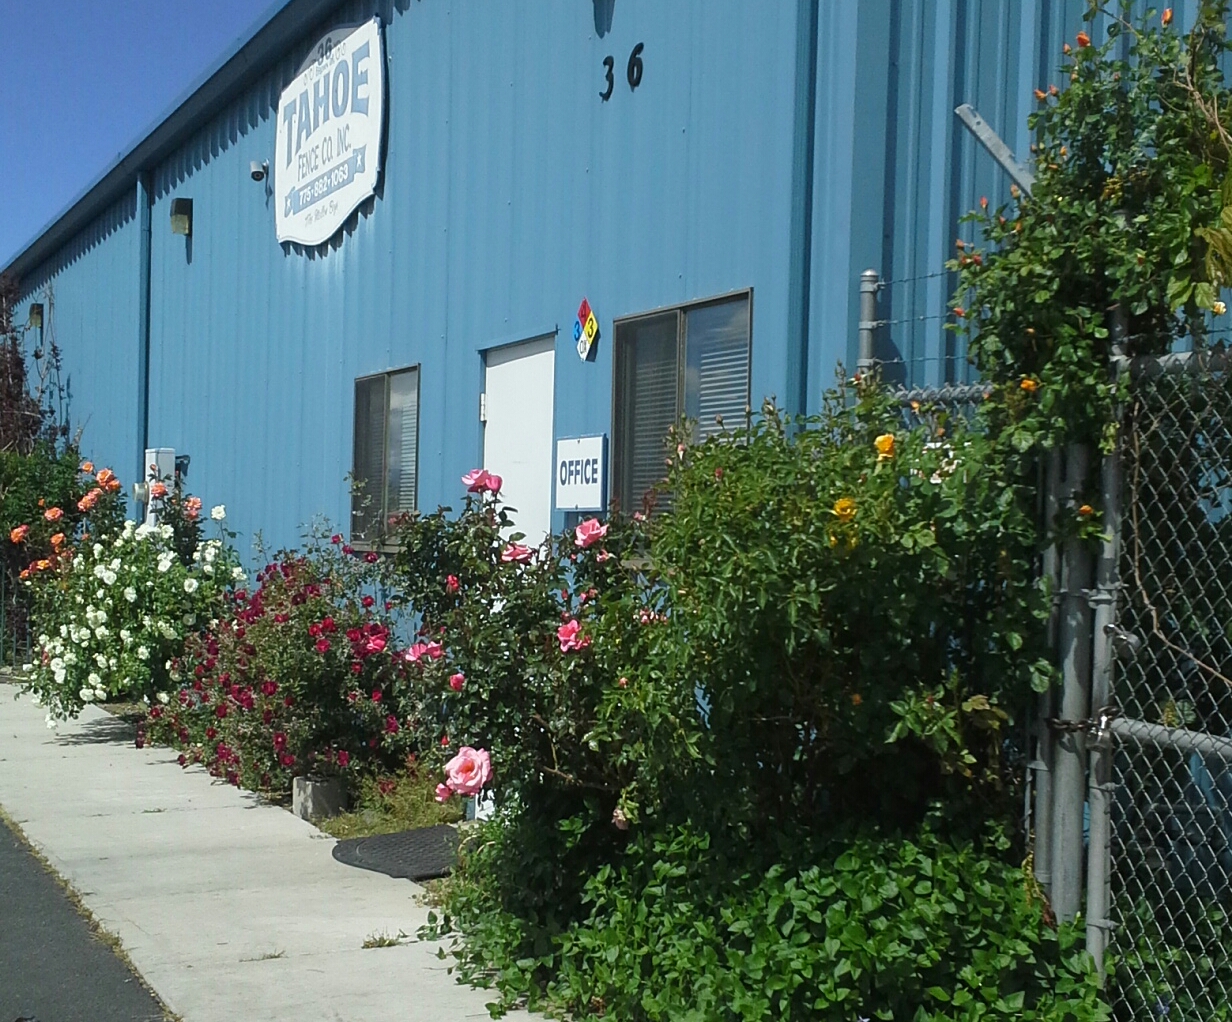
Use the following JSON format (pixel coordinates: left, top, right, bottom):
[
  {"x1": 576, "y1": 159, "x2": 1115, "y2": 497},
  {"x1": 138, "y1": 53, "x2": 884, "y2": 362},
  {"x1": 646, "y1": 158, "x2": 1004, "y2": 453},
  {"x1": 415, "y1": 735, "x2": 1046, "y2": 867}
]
[{"x1": 293, "y1": 776, "x2": 347, "y2": 821}]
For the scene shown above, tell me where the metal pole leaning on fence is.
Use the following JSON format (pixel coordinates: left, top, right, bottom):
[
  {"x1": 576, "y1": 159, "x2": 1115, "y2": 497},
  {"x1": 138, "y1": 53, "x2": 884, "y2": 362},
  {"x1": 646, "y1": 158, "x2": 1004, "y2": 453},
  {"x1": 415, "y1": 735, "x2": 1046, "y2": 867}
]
[
  {"x1": 1085, "y1": 443, "x2": 1121, "y2": 973},
  {"x1": 1051, "y1": 442, "x2": 1095, "y2": 923},
  {"x1": 1032, "y1": 451, "x2": 1063, "y2": 896},
  {"x1": 858, "y1": 270, "x2": 879, "y2": 373}
]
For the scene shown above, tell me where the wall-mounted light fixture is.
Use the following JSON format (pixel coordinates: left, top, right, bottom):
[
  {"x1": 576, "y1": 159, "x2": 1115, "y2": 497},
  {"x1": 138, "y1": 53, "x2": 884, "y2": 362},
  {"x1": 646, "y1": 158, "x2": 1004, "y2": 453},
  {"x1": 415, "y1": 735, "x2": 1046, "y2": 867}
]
[
  {"x1": 170, "y1": 197, "x2": 193, "y2": 236},
  {"x1": 28, "y1": 303, "x2": 43, "y2": 329},
  {"x1": 250, "y1": 160, "x2": 269, "y2": 182}
]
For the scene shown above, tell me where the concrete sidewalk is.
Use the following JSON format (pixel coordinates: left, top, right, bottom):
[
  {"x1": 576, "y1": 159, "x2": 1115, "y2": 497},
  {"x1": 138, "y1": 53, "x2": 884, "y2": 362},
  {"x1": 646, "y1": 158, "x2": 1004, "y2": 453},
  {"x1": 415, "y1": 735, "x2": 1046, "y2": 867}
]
[{"x1": 0, "y1": 683, "x2": 530, "y2": 1022}]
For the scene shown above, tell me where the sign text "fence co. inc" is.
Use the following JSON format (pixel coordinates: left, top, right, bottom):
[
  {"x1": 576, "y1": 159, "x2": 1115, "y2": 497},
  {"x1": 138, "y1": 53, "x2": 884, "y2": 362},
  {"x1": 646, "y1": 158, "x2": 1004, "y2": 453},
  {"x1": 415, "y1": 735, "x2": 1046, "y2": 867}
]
[{"x1": 555, "y1": 436, "x2": 607, "y2": 512}]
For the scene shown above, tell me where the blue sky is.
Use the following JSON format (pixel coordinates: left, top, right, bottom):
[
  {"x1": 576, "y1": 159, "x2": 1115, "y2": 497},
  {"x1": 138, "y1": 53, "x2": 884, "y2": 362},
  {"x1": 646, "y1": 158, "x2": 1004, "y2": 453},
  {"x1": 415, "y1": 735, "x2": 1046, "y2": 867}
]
[{"x1": 0, "y1": 1, "x2": 270, "y2": 268}]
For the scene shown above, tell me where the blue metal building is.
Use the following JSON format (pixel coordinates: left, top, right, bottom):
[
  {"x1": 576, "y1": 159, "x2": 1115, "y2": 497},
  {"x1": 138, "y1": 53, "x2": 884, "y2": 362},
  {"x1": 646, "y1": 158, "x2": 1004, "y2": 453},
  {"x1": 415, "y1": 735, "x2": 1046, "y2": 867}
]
[{"x1": 5, "y1": 0, "x2": 1114, "y2": 555}]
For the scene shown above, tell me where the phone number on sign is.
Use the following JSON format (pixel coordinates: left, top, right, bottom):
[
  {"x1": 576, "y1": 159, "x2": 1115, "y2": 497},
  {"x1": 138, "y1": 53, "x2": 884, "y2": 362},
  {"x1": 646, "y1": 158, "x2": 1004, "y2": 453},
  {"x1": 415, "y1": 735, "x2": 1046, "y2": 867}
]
[{"x1": 296, "y1": 163, "x2": 350, "y2": 206}]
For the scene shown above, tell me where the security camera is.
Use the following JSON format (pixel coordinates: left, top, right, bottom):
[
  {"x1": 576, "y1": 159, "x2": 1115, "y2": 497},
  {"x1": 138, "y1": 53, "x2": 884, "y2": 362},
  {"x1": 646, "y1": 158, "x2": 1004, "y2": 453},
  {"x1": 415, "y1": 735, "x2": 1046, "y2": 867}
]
[{"x1": 250, "y1": 160, "x2": 268, "y2": 182}]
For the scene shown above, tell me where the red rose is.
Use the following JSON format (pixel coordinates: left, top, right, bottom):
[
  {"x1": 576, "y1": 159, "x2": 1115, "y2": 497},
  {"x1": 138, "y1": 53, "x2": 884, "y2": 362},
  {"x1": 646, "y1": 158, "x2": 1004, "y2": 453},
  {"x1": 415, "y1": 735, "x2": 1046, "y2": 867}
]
[
  {"x1": 337, "y1": 750, "x2": 350, "y2": 767},
  {"x1": 371, "y1": 689, "x2": 382, "y2": 703},
  {"x1": 362, "y1": 596, "x2": 375, "y2": 608}
]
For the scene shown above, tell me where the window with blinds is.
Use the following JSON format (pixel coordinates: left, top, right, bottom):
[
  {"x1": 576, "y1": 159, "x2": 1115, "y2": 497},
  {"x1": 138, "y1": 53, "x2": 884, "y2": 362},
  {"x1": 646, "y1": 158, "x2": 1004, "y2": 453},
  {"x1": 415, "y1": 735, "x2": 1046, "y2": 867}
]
[
  {"x1": 613, "y1": 293, "x2": 751, "y2": 513},
  {"x1": 351, "y1": 366, "x2": 419, "y2": 544}
]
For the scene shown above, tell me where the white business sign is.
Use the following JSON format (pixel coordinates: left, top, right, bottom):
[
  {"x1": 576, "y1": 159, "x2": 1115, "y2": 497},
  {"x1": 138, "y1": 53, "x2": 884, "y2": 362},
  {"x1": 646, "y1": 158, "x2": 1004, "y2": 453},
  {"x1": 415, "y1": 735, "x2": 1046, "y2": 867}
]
[
  {"x1": 275, "y1": 18, "x2": 384, "y2": 246},
  {"x1": 555, "y1": 436, "x2": 607, "y2": 512}
]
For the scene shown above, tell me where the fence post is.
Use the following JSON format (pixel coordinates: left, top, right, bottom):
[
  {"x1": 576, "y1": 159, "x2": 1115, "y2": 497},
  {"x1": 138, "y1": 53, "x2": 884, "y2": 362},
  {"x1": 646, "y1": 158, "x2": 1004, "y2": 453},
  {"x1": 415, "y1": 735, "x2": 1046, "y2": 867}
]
[
  {"x1": 1085, "y1": 311, "x2": 1126, "y2": 972},
  {"x1": 858, "y1": 269, "x2": 879, "y2": 373},
  {"x1": 1032, "y1": 450, "x2": 1063, "y2": 895},
  {"x1": 1086, "y1": 443, "x2": 1120, "y2": 972},
  {"x1": 1050, "y1": 442, "x2": 1095, "y2": 922}
]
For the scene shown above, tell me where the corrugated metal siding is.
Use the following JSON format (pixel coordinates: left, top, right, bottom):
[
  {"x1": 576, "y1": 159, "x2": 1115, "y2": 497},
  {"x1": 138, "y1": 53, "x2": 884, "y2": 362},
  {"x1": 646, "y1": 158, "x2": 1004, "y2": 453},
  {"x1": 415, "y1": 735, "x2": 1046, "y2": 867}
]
[
  {"x1": 142, "y1": 0, "x2": 802, "y2": 553},
  {"x1": 18, "y1": 195, "x2": 141, "y2": 476},
  {"x1": 831, "y1": 0, "x2": 1090, "y2": 388},
  {"x1": 19, "y1": 0, "x2": 1198, "y2": 555}
]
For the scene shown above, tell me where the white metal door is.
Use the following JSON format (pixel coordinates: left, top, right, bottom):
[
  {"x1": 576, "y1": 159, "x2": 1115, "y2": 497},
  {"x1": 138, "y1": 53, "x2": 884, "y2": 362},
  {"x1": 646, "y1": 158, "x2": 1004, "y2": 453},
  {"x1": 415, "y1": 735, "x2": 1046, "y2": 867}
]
[{"x1": 483, "y1": 336, "x2": 556, "y2": 545}]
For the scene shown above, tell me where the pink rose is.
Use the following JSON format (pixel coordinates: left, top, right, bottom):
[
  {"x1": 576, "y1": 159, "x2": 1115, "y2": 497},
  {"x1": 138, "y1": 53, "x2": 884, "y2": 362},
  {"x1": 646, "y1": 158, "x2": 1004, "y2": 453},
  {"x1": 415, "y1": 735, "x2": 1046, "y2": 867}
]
[
  {"x1": 445, "y1": 747, "x2": 492, "y2": 796},
  {"x1": 445, "y1": 574, "x2": 460, "y2": 593},
  {"x1": 501, "y1": 543, "x2": 533, "y2": 563},
  {"x1": 574, "y1": 518, "x2": 609, "y2": 549},
  {"x1": 462, "y1": 469, "x2": 503, "y2": 494},
  {"x1": 404, "y1": 640, "x2": 444, "y2": 663},
  {"x1": 435, "y1": 783, "x2": 454, "y2": 803},
  {"x1": 449, "y1": 672, "x2": 465, "y2": 692},
  {"x1": 557, "y1": 619, "x2": 591, "y2": 653}
]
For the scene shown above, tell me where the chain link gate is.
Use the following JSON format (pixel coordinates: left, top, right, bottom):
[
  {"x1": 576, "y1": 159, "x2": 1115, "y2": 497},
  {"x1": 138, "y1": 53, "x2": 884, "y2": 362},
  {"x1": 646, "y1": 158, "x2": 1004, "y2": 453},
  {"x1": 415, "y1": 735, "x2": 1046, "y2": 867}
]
[{"x1": 1097, "y1": 353, "x2": 1232, "y2": 1019}]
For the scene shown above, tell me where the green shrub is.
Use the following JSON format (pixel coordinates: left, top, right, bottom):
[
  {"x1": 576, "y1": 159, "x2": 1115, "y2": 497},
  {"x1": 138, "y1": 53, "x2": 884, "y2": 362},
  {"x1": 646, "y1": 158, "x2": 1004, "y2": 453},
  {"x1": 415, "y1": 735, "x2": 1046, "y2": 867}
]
[{"x1": 427, "y1": 822, "x2": 1108, "y2": 1021}]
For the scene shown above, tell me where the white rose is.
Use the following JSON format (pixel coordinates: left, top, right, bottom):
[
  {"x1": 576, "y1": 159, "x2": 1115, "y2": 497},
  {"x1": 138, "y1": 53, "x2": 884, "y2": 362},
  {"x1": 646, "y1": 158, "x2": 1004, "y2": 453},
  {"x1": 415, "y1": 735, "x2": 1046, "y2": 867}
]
[
  {"x1": 94, "y1": 626, "x2": 109, "y2": 639},
  {"x1": 109, "y1": 558, "x2": 121, "y2": 571},
  {"x1": 59, "y1": 624, "x2": 68, "y2": 638},
  {"x1": 80, "y1": 687, "x2": 95, "y2": 702},
  {"x1": 210, "y1": 505, "x2": 226, "y2": 521},
  {"x1": 124, "y1": 587, "x2": 137, "y2": 603},
  {"x1": 49, "y1": 658, "x2": 64, "y2": 672},
  {"x1": 157, "y1": 691, "x2": 169, "y2": 704},
  {"x1": 87, "y1": 672, "x2": 102, "y2": 686},
  {"x1": 94, "y1": 687, "x2": 106, "y2": 701},
  {"x1": 137, "y1": 646, "x2": 149, "y2": 661},
  {"x1": 203, "y1": 564, "x2": 214, "y2": 576},
  {"x1": 62, "y1": 651, "x2": 76, "y2": 666},
  {"x1": 231, "y1": 567, "x2": 246, "y2": 582},
  {"x1": 102, "y1": 570, "x2": 117, "y2": 586},
  {"x1": 94, "y1": 653, "x2": 108, "y2": 668},
  {"x1": 119, "y1": 629, "x2": 132, "y2": 644},
  {"x1": 37, "y1": 633, "x2": 49, "y2": 647},
  {"x1": 53, "y1": 669, "x2": 66, "y2": 685},
  {"x1": 183, "y1": 578, "x2": 199, "y2": 594},
  {"x1": 93, "y1": 543, "x2": 104, "y2": 557},
  {"x1": 159, "y1": 524, "x2": 174, "y2": 540}
]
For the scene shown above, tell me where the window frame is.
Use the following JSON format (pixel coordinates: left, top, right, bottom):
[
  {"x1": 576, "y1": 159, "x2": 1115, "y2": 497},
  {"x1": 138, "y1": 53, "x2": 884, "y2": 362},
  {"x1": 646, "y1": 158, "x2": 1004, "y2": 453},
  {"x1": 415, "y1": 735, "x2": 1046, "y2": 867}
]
[
  {"x1": 351, "y1": 362, "x2": 421, "y2": 549},
  {"x1": 611, "y1": 288, "x2": 753, "y2": 513}
]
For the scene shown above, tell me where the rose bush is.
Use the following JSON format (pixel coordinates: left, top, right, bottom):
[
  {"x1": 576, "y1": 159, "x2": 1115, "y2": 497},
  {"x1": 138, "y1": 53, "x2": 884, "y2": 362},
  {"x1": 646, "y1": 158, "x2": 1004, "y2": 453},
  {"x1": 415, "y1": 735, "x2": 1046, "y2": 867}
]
[
  {"x1": 391, "y1": 389, "x2": 1091, "y2": 1017},
  {"x1": 20, "y1": 475, "x2": 238, "y2": 720},
  {"x1": 145, "y1": 528, "x2": 422, "y2": 791}
]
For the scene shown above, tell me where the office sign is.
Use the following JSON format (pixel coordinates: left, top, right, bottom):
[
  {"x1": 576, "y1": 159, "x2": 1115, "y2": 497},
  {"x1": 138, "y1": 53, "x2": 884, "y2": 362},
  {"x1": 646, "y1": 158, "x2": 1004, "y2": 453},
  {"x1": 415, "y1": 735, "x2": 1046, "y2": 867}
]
[
  {"x1": 276, "y1": 18, "x2": 384, "y2": 246},
  {"x1": 555, "y1": 435, "x2": 607, "y2": 511}
]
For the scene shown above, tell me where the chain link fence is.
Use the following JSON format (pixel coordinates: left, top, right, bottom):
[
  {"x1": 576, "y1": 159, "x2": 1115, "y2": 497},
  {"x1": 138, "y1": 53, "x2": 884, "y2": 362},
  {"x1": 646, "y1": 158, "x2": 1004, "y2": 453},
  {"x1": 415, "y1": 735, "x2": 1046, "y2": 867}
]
[{"x1": 1108, "y1": 354, "x2": 1232, "y2": 1019}]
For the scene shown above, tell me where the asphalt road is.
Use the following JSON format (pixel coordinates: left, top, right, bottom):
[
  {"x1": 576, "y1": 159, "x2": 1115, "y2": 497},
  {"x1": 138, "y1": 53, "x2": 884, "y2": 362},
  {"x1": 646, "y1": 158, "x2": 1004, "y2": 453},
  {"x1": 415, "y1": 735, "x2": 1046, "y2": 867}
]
[{"x1": 0, "y1": 814, "x2": 165, "y2": 1022}]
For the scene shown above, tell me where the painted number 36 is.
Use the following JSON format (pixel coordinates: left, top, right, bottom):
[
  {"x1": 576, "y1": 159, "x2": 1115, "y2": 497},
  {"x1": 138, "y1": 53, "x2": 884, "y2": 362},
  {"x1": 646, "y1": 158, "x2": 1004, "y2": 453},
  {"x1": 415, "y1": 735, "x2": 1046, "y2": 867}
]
[{"x1": 600, "y1": 43, "x2": 645, "y2": 101}]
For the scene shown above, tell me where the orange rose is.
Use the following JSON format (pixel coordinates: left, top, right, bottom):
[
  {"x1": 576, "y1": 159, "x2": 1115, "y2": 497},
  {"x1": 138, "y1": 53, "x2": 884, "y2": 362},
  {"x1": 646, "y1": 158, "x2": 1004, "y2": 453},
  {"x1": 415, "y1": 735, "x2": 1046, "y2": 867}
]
[
  {"x1": 77, "y1": 488, "x2": 102, "y2": 512},
  {"x1": 1162, "y1": 8, "x2": 1172, "y2": 26},
  {"x1": 10, "y1": 524, "x2": 30, "y2": 544},
  {"x1": 150, "y1": 481, "x2": 168, "y2": 499},
  {"x1": 1078, "y1": 504, "x2": 1094, "y2": 517},
  {"x1": 35, "y1": 559, "x2": 50, "y2": 572},
  {"x1": 1076, "y1": 31, "x2": 1090, "y2": 47},
  {"x1": 80, "y1": 461, "x2": 94, "y2": 474},
  {"x1": 96, "y1": 468, "x2": 116, "y2": 487},
  {"x1": 18, "y1": 569, "x2": 30, "y2": 580},
  {"x1": 1020, "y1": 378, "x2": 1039, "y2": 393},
  {"x1": 105, "y1": 478, "x2": 121, "y2": 493},
  {"x1": 50, "y1": 533, "x2": 65, "y2": 548},
  {"x1": 43, "y1": 506, "x2": 64, "y2": 522}
]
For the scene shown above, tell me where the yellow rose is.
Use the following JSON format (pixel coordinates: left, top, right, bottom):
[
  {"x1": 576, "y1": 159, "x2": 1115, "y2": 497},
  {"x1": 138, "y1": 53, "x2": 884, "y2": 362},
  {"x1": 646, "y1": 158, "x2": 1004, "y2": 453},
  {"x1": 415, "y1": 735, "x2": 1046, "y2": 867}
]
[
  {"x1": 874, "y1": 434, "x2": 896, "y2": 460},
  {"x1": 832, "y1": 497, "x2": 857, "y2": 523}
]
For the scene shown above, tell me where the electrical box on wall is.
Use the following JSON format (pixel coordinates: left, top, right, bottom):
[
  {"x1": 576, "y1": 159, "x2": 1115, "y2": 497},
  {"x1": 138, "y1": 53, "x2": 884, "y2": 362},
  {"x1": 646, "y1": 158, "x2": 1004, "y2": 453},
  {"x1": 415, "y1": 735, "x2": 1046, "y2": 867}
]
[{"x1": 132, "y1": 447, "x2": 176, "y2": 526}]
